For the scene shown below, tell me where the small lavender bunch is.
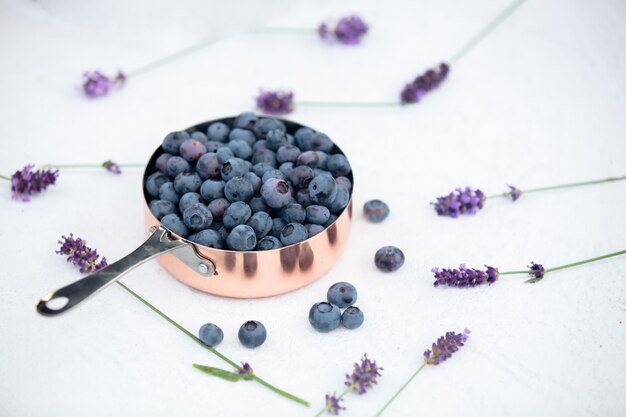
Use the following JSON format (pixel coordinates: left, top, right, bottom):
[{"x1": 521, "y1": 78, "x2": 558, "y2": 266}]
[
  {"x1": 400, "y1": 63, "x2": 450, "y2": 104},
  {"x1": 81, "y1": 70, "x2": 126, "y2": 98},
  {"x1": 433, "y1": 175, "x2": 626, "y2": 218},
  {"x1": 57, "y1": 234, "x2": 108, "y2": 273},
  {"x1": 2, "y1": 164, "x2": 59, "y2": 202},
  {"x1": 256, "y1": 90, "x2": 294, "y2": 115},
  {"x1": 374, "y1": 329, "x2": 470, "y2": 416},
  {"x1": 314, "y1": 354, "x2": 382, "y2": 416},
  {"x1": 318, "y1": 15, "x2": 369, "y2": 45},
  {"x1": 433, "y1": 249, "x2": 626, "y2": 288}
]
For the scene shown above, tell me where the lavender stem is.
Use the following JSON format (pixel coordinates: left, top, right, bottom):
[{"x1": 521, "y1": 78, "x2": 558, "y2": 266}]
[
  {"x1": 255, "y1": 27, "x2": 315, "y2": 34},
  {"x1": 374, "y1": 362, "x2": 427, "y2": 417},
  {"x1": 40, "y1": 163, "x2": 144, "y2": 169},
  {"x1": 296, "y1": 101, "x2": 400, "y2": 108},
  {"x1": 500, "y1": 250, "x2": 626, "y2": 276},
  {"x1": 0, "y1": 174, "x2": 9, "y2": 180},
  {"x1": 486, "y1": 175, "x2": 626, "y2": 199}
]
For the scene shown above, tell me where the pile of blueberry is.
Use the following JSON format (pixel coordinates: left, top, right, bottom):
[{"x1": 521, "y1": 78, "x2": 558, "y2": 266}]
[
  {"x1": 309, "y1": 282, "x2": 364, "y2": 332},
  {"x1": 145, "y1": 112, "x2": 353, "y2": 251},
  {"x1": 199, "y1": 320, "x2": 267, "y2": 349}
]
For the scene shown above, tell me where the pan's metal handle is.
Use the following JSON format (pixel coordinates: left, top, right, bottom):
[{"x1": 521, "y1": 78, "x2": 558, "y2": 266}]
[{"x1": 36, "y1": 226, "x2": 215, "y2": 316}]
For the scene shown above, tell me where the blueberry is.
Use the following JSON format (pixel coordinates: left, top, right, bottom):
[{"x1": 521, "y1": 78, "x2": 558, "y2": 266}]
[
  {"x1": 221, "y1": 158, "x2": 249, "y2": 181},
  {"x1": 166, "y1": 156, "x2": 190, "y2": 177},
  {"x1": 262, "y1": 169, "x2": 285, "y2": 183},
  {"x1": 179, "y1": 192, "x2": 203, "y2": 213},
  {"x1": 223, "y1": 201, "x2": 252, "y2": 230},
  {"x1": 327, "y1": 154, "x2": 351, "y2": 177},
  {"x1": 261, "y1": 178, "x2": 292, "y2": 209},
  {"x1": 328, "y1": 184, "x2": 350, "y2": 214},
  {"x1": 364, "y1": 200, "x2": 389, "y2": 222},
  {"x1": 253, "y1": 162, "x2": 276, "y2": 179},
  {"x1": 271, "y1": 217, "x2": 286, "y2": 238},
  {"x1": 327, "y1": 282, "x2": 357, "y2": 308},
  {"x1": 149, "y1": 199, "x2": 176, "y2": 220},
  {"x1": 285, "y1": 133, "x2": 296, "y2": 146},
  {"x1": 162, "y1": 131, "x2": 190, "y2": 155},
  {"x1": 306, "y1": 224, "x2": 324, "y2": 236},
  {"x1": 161, "y1": 213, "x2": 189, "y2": 237},
  {"x1": 249, "y1": 196, "x2": 268, "y2": 213},
  {"x1": 196, "y1": 153, "x2": 222, "y2": 179},
  {"x1": 324, "y1": 214, "x2": 338, "y2": 227},
  {"x1": 254, "y1": 118, "x2": 286, "y2": 139},
  {"x1": 229, "y1": 128, "x2": 257, "y2": 146},
  {"x1": 233, "y1": 112, "x2": 258, "y2": 130},
  {"x1": 228, "y1": 139, "x2": 253, "y2": 160},
  {"x1": 224, "y1": 176, "x2": 254, "y2": 203},
  {"x1": 341, "y1": 306, "x2": 364, "y2": 330},
  {"x1": 246, "y1": 211, "x2": 273, "y2": 238},
  {"x1": 179, "y1": 139, "x2": 208, "y2": 163},
  {"x1": 279, "y1": 222, "x2": 308, "y2": 246},
  {"x1": 308, "y1": 172, "x2": 338, "y2": 206},
  {"x1": 374, "y1": 246, "x2": 405, "y2": 272},
  {"x1": 207, "y1": 198, "x2": 230, "y2": 220},
  {"x1": 279, "y1": 162, "x2": 294, "y2": 179},
  {"x1": 159, "y1": 182, "x2": 180, "y2": 204},
  {"x1": 200, "y1": 179, "x2": 225, "y2": 201},
  {"x1": 256, "y1": 236, "x2": 283, "y2": 251},
  {"x1": 308, "y1": 132, "x2": 334, "y2": 152},
  {"x1": 207, "y1": 122, "x2": 230, "y2": 142},
  {"x1": 296, "y1": 151, "x2": 321, "y2": 168},
  {"x1": 252, "y1": 139, "x2": 267, "y2": 151},
  {"x1": 251, "y1": 148, "x2": 277, "y2": 166},
  {"x1": 335, "y1": 176, "x2": 352, "y2": 191},
  {"x1": 305, "y1": 205, "x2": 330, "y2": 225},
  {"x1": 294, "y1": 127, "x2": 315, "y2": 149},
  {"x1": 226, "y1": 224, "x2": 257, "y2": 250},
  {"x1": 289, "y1": 165, "x2": 314, "y2": 189},
  {"x1": 183, "y1": 203, "x2": 213, "y2": 231},
  {"x1": 238, "y1": 320, "x2": 267, "y2": 348},
  {"x1": 145, "y1": 172, "x2": 170, "y2": 197},
  {"x1": 295, "y1": 188, "x2": 312, "y2": 207},
  {"x1": 191, "y1": 131, "x2": 209, "y2": 144},
  {"x1": 265, "y1": 129, "x2": 288, "y2": 151},
  {"x1": 276, "y1": 145, "x2": 301, "y2": 163},
  {"x1": 279, "y1": 203, "x2": 306, "y2": 224},
  {"x1": 215, "y1": 147, "x2": 234, "y2": 164},
  {"x1": 315, "y1": 151, "x2": 329, "y2": 169},
  {"x1": 189, "y1": 229, "x2": 224, "y2": 248},
  {"x1": 204, "y1": 140, "x2": 225, "y2": 153},
  {"x1": 174, "y1": 172, "x2": 202, "y2": 195},
  {"x1": 244, "y1": 172, "x2": 262, "y2": 194},
  {"x1": 308, "y1": 302, "x2": 341, "y2": 333},
  {"x1": 155, "y1": 153, "x2": 173, "y2": 174},
  {"x1": 198, "y1": 323, "x2": 224, "y2": 347}
]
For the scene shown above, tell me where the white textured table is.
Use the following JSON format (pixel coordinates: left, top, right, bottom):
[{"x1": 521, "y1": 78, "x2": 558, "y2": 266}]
[{"x1": 1, "y1": 0, "x2": 625, "y2": 416}]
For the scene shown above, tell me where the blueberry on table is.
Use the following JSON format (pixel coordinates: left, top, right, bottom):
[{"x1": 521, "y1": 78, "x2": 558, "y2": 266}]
[
  {"x1": 309, "y1": 302, "x2": 341, "y2": 333},
  {"x1": 149, "y1": 199, "x2": 176, "y2": 220},
  {"x1": 188, "y1": 229, "x2": 224, "y2": 248},
  {"x1": 223, "y1": 201, "x2": 252, "y2": 230},
  {"x1": 375, "y1": 246, "x2": 405, "y2": 272},
  {"x1": 207, "y1": 122, "x2": 230, "y2": 142},
  {"x1": 161, "y1": 213, "x2": 189, "y2": 238},
  {"x1": 279, "y1": 222, "x2": 308, "y2": 246},
  {"x1": 256, "y1": 236, "x2": 283, "y2": 251},
  {"x1": 364, "y1": 200, "x2": 389, "y2": 223},
  {"x1": 198, "y1": 323, "x2": 224, "y2": 347},
  {"x1": 327, "y1": 282, "x2": 357, "y2": 308},
  {"x1": 341, "y1": 306, "x2": 364, "y2": 330},
  {"x1": 238, "y1": 320, "x2": 267, "y2": 348},
  {"x1": 145, "y1": 172, "x2": 170, "y2": 197},
  {"x1": 226, "y1": 224, "x2": 257, "y2": 251},
  {"x1": 183, "y1": 203, "x2": 213, "y2": 231}
]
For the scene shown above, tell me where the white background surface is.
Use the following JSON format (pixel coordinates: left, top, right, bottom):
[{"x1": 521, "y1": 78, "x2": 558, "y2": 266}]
[{"x1": 1, "y1": 0, "x2": 626, "y2": 416}]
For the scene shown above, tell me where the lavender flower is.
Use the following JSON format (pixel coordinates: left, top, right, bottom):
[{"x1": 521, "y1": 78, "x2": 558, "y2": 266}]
[
  {"x1": 401, "y1": 63, "x2": 450, "y2": 104},
  {"x1": 236, "y1": 362, "x2": 254, "y2": 380},
  {"x1": 102, "y1": 160, "x2": 122, "y2": 174},
  {"x1": 432, "y1": 264, "x2": 499, "y2": 288},
  {"x1": 432, "y1": 186, "x2": 485, "y2": 218},
  {"x1": 324, "y1": 393, "x2": 345, "y2": 415},
  {"x1": 256, "y1": 90, "x2": 294, "y2": 115},
  {"x1": 10, "y1": 164, "x2": 59, "y2": 202},
  {"x1": 508, "y1": 185, "x2": 522, "y2": 201},
  {"x1": 424, "y1": 329, "x2": 470, "y2": 365},
  {"x1": 57, "y1": 234, "x2": 108, "y2": 273},
  {"x1": 82, "y1": 70, "x2": 126, "y2": 98},
  {"x1": 345, "y1": 354, "x2": 383, "y2": 394},
  {"x1": 318, "y1": 15, "x2": 368, "y2": 45},
  {"x1": 526, "y1": 262, "x2": 545, "y2": 283}
]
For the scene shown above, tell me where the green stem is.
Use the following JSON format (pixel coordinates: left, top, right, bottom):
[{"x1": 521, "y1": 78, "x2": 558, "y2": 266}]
[
  {"x1": 486, "y1": 175, "x2": 626, "y2": 199},
  {"x1": 115, "y1": 281, "x2": 309, "y2": 407},
  {"x1": 499, "y1": 249, "x2": 626, "y2": 275},
  {"x1": 448, "y1": 0, "x2": 528, "y2": 64},
  {"x1": 312, "y1": 388, "x2": 350, "y2": 417},
  {"x1": 40, "y1": 163, "x2": 144, "y2": 169},
  {"x1": 296, "y1": 101, "x2": 400, "y2": 108},
  {"x1": 0, "y1": 174, "x2": 10, "y2": 180},
  {"x1": 255, "y1": 27, "x2": 315, "y2": 35},
  {"x1": 373, "y1": 362, "x2": 427, "y2": 417}
]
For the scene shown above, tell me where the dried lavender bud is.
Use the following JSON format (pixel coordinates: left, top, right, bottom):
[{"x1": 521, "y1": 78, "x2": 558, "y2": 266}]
[
  {"x1": 424, "y1": 329, "x2": 470, "y2": 365},
  {"x1": 256, "y1": 90, "x2": 294, "y2": 115},
  {"x1": 432, "y1": 264, "x2": 499, "y2": 288},
  {"x1": 10, "y1": 164, "x2": 58, "y2": 202},
  {"x1": 432, "y1": 186, "x2": 485, "y2": 218}
]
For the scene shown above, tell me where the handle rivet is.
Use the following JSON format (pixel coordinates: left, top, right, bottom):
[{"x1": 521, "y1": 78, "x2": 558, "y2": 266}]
[{"x1": 198, "y1": 263, "x2": 209, "y2": 274}]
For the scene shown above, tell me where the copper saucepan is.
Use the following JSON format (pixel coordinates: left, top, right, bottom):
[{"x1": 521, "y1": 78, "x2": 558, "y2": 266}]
[{"x1": 36, "y1": 116, "x2": 353, "y2": 316}]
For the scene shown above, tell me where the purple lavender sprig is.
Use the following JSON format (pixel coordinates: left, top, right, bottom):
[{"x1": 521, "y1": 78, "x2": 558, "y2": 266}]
[
  {"x1": 314, "y1": 354, "x2": 382, "y2": 416},
  {"x1": 373, "y1": 330, "x2": 470, "y2": 417},
  {"x1": 256, "y1": 90, "x2": 294, "y2": 115},
  {"x1": 237, "y1": 362, "x2": 254, "y2": 380},
  {"x1": 102, "y1": 160, "x2": 122, "y2": 174},
  {"x1": 318, "y1": 15, "x2": 368, "y2": 45},
  {"x1": 6, "y1": 164, "x2": 59, "y2": 202},
  {"x1": 56, "y1": 234, "x2": 108, "y2": 273},
  {"x1": 401, "y1": 63, "x2": 450, "y2": 104},
  {"x1": 81, "y1": 70, "x2": 125, "y2": 98}
]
